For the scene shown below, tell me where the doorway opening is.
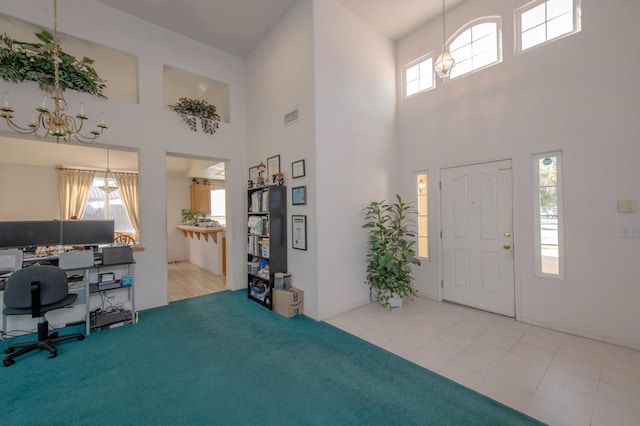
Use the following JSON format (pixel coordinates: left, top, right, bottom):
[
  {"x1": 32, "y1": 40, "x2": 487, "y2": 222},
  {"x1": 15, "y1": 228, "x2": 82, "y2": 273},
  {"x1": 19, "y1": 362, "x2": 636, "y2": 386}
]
[{"x1": 166, "y1": 153, "x2": 228, "y2": 302}]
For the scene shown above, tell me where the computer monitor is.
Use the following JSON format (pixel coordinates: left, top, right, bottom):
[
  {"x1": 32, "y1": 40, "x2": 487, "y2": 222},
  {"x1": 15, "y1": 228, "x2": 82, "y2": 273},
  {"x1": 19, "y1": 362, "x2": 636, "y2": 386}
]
[
  {"x1": 0, "y1": 221, "x2": 62, "y2": 249},
  {"x1": 61, "y1": 220, "x2": 115, "y2": 246}
]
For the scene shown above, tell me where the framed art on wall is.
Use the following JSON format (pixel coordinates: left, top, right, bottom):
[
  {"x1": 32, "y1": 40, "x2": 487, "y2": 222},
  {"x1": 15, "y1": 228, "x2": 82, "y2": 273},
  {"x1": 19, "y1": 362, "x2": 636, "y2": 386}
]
[
  {"x1": 292, "y1": 186, "x2": 307, "y2": 205},
  {"x1": 292, "y1": 215, "x2": 307, "y2": 250},
  {"x1": 292, "y1": 159, "x2": 305, "y2": 178}
]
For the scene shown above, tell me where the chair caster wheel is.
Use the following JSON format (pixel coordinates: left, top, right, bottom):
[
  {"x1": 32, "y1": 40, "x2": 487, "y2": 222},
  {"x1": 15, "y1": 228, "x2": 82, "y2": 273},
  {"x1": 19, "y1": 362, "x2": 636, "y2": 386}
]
[
  {"x1": 50, "y1": 332, "x2": 59, "y2": 339},
  {"x1": 4, "y1": 348, "x2": 14, "y2": 354},
  {"x1": 3, "y1": 359, "x2": 14, "y2": 367},
  {"x1": 78, "y1": 335, "x2": 85, "y2": 341},
  {"x1": 48, "y1": 350, "x2": 57, "y2": 359}
]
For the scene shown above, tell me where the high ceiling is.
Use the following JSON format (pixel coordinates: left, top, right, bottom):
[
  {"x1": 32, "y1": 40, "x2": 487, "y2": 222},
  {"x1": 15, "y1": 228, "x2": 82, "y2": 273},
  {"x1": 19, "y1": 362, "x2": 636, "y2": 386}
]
[
  {"x1": 95, "y1": 0, "x2": 466, "y2": 58},
  {"x1": 1, "y1": 0, "x2": 466, "y2": 175}
]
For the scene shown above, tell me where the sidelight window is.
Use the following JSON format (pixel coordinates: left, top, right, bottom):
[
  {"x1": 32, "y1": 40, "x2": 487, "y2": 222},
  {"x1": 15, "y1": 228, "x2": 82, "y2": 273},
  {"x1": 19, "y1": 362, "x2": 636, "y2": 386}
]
[{"x1": 533, "y1": 152, "x2": 564, "y2": 278}]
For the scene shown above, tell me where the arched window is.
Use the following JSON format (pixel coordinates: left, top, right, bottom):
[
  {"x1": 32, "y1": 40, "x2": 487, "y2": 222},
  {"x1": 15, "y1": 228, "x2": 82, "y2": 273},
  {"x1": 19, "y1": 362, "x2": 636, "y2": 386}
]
[
  {"x1": 516, "y1": 0, "x2": 581, "y2": 52},
  {"x1": 448, "y1": 19, "x2": 501, "y2": 79}
]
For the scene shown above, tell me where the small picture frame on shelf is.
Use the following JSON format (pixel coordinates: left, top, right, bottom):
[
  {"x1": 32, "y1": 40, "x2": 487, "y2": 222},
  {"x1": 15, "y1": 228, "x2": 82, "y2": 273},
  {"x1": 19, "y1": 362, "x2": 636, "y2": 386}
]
[
  {"x1": 248, "y1": 166, "x2": 258, "y2": 187},
  {"x1": 267, "y1": 155, "x2": 280, "y2": 180},
  {"x1": 292, "y1": 186, "x2": 307, "y2": 205},
  {"x1": 292, "y1": 215, "x2": 307, "y2": 250},
  {"x1": 292, "y1": 159, "x2": 305, "y2": 178}
]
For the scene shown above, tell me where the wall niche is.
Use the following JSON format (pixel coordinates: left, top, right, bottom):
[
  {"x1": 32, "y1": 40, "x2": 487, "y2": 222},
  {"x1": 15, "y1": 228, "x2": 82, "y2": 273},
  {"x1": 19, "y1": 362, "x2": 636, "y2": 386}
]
[{"x1": 163, "y1": 65, "x2": 230, "y2": 124}]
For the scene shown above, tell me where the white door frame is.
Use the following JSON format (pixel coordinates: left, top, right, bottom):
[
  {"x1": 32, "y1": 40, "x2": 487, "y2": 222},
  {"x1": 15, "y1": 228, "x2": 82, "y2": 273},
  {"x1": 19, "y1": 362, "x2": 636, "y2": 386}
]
[{"x1": 436, "y1": 157, "x2": 521, "y2": 320}]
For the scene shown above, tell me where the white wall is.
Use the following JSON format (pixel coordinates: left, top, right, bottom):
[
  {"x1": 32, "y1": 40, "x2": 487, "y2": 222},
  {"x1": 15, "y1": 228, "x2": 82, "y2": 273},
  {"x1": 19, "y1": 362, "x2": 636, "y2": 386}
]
[
  {"x1": 246, "y1": 0, "x2": 318, "y2": 315},
  {"x1": 396, "y1": 0, "x2": 640, "y2": 348},
  {"x1": 313, "y1": 0, "x2": 396, "y2": 319},
  {"x1": 247, "y1": 0, "x2": 396, "y2": 319},
  {"x1": 0, "y1": 0, "x2": 248, "y2": 310},
  {"x1": 166, "y1": 175, "x2": 189, "y2": 262},
  {"x1": 0, "y1": 164, "x2": 59, "y2": 220}
]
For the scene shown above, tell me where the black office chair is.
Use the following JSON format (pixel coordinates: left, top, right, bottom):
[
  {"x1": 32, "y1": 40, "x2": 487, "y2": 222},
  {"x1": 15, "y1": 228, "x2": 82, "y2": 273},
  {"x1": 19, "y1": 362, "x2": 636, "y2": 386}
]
[{"x1": 3, "y1": 265, "x2": 84, "y2": 367}]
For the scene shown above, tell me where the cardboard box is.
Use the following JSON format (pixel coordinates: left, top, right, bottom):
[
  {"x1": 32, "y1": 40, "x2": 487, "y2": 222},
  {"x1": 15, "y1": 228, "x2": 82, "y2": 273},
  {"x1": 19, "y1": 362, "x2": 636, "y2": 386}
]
[{"x1": 273, "y1": 287, "x2": 304, "y2": 318}]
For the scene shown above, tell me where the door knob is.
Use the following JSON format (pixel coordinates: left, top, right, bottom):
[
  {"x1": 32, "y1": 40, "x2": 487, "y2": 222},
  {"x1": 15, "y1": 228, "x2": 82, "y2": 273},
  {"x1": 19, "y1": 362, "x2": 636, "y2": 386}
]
[
  {"x1": 503, "y1": 243, "x2": 511, "y2": 249},
  {"x1": 504, "y1": 232, "x2": 511, "y2": 238}
]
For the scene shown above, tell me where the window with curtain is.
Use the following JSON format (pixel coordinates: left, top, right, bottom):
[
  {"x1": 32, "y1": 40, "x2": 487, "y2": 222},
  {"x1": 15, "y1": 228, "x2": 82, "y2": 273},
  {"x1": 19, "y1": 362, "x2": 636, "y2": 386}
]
[{"x1": 81, "y1": 172, "x2": 135, "y2": 233}]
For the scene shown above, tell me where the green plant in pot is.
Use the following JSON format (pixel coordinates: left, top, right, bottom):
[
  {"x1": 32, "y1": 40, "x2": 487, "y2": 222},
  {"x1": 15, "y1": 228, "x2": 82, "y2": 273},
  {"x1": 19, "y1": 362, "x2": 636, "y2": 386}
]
[
  {"x1": 181, "y1": 209, "x2": 201, "y2": 225},
  {"x1": 0, "y1": 30, "x2": 106, "y2": 97},
  {"x1": 168, "y1": 98, "x2": 220, "y2": 134},
  {"x1": 363, "y1": 195, "x2": 421, "y2": 310}
]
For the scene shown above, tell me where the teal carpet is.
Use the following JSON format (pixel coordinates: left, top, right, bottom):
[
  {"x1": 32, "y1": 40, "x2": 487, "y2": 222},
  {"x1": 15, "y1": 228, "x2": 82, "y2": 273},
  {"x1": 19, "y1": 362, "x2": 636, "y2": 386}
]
[{"x1": 0, "y1": 290, "x2": 543, "y2": 425}]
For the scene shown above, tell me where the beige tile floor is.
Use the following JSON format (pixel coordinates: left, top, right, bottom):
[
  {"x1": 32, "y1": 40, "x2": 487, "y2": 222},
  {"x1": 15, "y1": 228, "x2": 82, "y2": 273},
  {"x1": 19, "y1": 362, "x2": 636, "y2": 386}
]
[{"x1": 326, "y1": 297, "x2": 640, "y2": 426}]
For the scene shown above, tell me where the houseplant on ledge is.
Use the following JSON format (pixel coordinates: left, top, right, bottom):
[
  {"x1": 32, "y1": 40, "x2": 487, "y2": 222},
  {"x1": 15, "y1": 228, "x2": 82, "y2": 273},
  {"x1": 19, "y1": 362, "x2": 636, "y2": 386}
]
[
  {"x1": 363, "y1": 195, "x2": 421, "y2": 310},
  {"x1": 168, "y1": 98, "x2": 220, "y2": 134}
]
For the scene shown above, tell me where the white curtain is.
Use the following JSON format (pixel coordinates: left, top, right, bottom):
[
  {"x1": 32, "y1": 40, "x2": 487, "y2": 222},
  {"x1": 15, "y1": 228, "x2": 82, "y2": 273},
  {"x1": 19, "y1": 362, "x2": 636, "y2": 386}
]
[
  {"x1": 58, "y1": 169, "x2": 95, "y2": 220},
  {"x1": 113, "y1": 172, "x2": 140, "y2": 237}
]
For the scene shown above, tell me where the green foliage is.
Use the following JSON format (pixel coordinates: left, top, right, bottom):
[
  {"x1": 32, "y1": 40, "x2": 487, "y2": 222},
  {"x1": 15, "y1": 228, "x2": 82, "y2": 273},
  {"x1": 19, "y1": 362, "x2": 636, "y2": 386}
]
[
  {"x1": 168, "y1": 98, "x2": 221, "y2": 135},
  {"x1": 363, "y1": 195, "x2": 421, "y2": 310},
  {"x1": 181, "y1": 209, "x2": 202, "y2": 224},
  {"x1": 0, "y1": 31, "x2": 106, "y2": 97}
]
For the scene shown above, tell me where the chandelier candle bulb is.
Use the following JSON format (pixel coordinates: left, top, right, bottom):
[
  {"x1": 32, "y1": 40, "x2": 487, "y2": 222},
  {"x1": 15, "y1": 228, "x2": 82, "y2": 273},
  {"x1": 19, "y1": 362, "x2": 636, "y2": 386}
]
[{"x1": 0, "y1": 0, "x2": 108, "y2": 144}]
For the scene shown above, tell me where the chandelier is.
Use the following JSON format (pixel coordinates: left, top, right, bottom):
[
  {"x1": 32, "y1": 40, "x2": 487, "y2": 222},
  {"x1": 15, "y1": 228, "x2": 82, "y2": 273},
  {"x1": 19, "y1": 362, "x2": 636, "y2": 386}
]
[
  {"x1": 434, "y1": 0, "x2": 455, "y2": 79},
  {"x1": 0, "y1": 0, "x2": 107, "y2": 144}
]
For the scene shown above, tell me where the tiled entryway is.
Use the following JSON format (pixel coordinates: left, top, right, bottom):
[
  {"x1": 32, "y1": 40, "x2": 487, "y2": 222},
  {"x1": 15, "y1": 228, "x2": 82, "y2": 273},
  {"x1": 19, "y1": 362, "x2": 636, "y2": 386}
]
[{"x1": 326, "y1": 297, "x2": 640, "y2": 425}]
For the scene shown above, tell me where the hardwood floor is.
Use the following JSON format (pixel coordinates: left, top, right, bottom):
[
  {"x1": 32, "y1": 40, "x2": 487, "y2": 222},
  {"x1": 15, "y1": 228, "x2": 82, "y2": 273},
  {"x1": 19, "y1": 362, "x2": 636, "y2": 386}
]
[{"x1": 167, "y1": 261, "x2": 227, "y2": 302}]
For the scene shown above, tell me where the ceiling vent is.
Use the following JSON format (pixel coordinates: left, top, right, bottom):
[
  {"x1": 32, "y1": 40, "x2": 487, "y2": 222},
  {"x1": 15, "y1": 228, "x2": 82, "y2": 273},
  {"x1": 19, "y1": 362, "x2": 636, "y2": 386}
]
[{"x1": 284, "y1": 109, "x2": 299, "y2": 127}]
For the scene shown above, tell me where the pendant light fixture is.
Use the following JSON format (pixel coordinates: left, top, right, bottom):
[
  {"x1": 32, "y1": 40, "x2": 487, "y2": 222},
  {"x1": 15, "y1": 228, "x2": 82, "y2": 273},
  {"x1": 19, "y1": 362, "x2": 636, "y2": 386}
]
[
  {"x1": 99, "y1": 149, "x2": 118, "y2": 194},
  {"x1": 434, "y1": 0, "x2": 455, "y2": 79}
]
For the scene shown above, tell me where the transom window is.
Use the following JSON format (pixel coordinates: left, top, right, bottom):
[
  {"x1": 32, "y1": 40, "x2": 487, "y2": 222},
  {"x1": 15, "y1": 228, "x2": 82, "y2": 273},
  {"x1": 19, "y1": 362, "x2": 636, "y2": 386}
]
[
  {"x1": 517, "y1": 0, "x2": 581, "y2": 52},
  {"x1": 449, "y1": 20, "x2": 501, "y2": 79},
  {"x1": 404, "y1": 57, "x2": 434, "y2": 97}
]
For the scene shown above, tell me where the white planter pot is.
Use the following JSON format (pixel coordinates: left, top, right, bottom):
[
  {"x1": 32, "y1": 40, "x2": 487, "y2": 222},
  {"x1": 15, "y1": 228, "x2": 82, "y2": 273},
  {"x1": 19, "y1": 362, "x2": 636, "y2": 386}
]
[
  {"x1": 388, "y1": 293, "x2": 403, "y2": 308},
  {"x1": 373, "y1": 288, "x2": 404, "y2": 308}
]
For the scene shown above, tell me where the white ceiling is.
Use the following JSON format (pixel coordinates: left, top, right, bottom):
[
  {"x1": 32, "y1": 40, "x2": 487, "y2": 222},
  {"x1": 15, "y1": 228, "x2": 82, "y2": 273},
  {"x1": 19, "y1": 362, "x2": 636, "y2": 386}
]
[{"x1": 95, "y1": 0, "x2": 466, "y2": 58}]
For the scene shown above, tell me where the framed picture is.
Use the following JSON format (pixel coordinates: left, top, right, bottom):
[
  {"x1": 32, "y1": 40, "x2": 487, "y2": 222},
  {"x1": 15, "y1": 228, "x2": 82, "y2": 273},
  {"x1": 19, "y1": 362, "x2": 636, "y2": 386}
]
[
  {"x1": 292, "y1": 215, "x2": 307, "y2": 250},
  {"x1": 267, "y1": 155, "x2": 280, "y2": 181},
  {"x1": 292, "y1": 186, "x2": 307, "y2": 205},
  {"x1": 292, "y1": 159, "x2": 305, "y2": 178},
  {"x1": 248, "y1": 166, "x2": 258, "y2": 187}
]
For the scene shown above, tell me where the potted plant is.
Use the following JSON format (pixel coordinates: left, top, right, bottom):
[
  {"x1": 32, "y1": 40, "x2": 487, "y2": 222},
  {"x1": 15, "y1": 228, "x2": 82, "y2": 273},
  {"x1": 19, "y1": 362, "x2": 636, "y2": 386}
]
[
  {"x1": 168, "y1": 98, "x2": 220, "y2": 134},
  {"x1": 181, "y1": 209, "x2": 201, "y2": 225},
  {"x1": 0, "y1": 30, "x2": 106, "y2": 97},
  {"x1": 363, "y1": 195, "x2": 421, "y2": 309}
]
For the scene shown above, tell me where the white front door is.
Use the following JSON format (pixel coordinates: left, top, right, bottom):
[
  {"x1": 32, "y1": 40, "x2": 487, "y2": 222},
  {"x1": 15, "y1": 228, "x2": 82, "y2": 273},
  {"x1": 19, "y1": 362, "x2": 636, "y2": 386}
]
[{"x1": 440, "y1": 160, "x2": 515, "y2": 317}]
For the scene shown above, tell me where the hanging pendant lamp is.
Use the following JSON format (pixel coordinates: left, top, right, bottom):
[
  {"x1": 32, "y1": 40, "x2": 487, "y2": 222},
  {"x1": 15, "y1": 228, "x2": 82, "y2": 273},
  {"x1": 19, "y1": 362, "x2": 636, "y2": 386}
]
[
  {"x1": 434, "y1": 0, "x2": 455, "y2": 79},
  {"x1": 99, "y1": 149, "x2": 118, "y2": 194}
]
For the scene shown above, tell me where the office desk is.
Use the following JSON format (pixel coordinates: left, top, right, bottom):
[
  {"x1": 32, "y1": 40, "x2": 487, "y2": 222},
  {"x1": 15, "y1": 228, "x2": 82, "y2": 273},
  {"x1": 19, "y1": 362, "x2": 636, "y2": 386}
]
[{"x1": 1, "y1": 255, "x2": 135, "y2": 338}]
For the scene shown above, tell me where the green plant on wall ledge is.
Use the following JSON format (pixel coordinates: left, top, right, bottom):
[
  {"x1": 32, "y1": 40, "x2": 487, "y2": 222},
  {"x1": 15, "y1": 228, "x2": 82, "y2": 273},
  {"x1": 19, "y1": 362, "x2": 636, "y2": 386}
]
[
  {"x1": 0, "y1": 31, "x2": 106, "y2": 97},
  {"x1": 168, "y1": 98, "x2": 221, "y2": 135}
]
